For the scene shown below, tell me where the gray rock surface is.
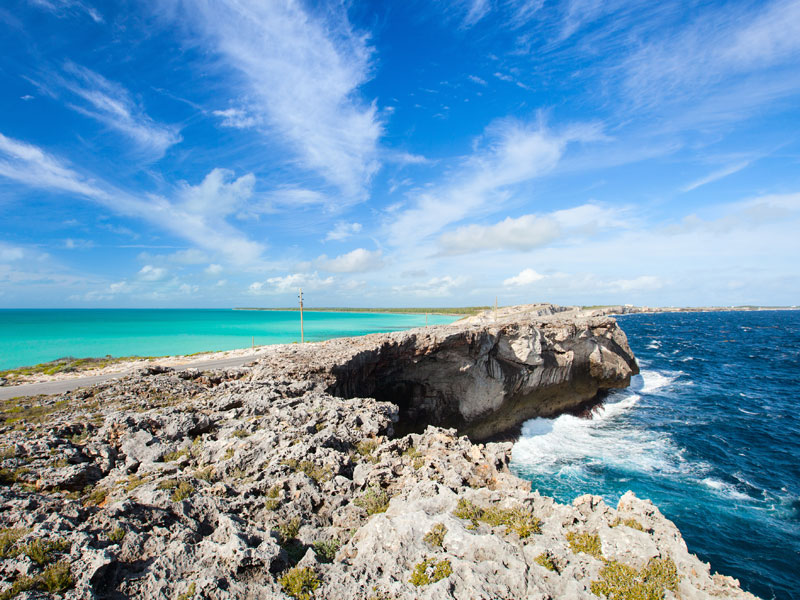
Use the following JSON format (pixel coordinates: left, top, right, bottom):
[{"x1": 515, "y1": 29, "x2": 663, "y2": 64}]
[{"x1": 0, "y1": 304, "x2": 758, "y2": 599}]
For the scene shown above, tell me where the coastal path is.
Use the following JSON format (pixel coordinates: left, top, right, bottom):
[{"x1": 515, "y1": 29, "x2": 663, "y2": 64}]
[{"x1": 0, "y1": 353, "x2": 267, "y2": 401}]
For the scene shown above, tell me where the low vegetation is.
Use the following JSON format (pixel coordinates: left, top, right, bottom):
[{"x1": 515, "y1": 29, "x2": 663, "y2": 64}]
[
  {"x1": 312, "y1": 538, "x2": 340, "y2": 563},
  {"x1": 535, "y1": 551, "x2": 559, "y2": 572},
  {"x1": 452, "y1": 499, "x2": 541, "y2": 538},
  {"x1": 567, "y1": 531, "x2": 603, "y2": 559},
  {"x1": 354, "y1": 486, "x2": 390, "y2": 516},
  {"x1": 279, "y1": 566, "x2": 320, "y2": 600},
  {"x1": 590, "y1": 557, "x2": 679, "y2": 600},
  {"x1": 611, "y1": 517, "x2": 645, "y2": 531},
  {"x1": 0, "y1": 355, "x2": 146, "y2": 380},
  {"x1": 423, "y1": 523, "x2": 447, "y2": 547},
  {"x1": 283, "y1": 459, "x2": 333, "y2": 484},
  {"x1": 409, "y1": 557, "x2": 453, "y2": 587}
]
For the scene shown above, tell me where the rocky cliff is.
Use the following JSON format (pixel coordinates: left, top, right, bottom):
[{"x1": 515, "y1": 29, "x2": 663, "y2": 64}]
[{"x1": 0, "y1": 305, "x2": 757, "y2": 599}]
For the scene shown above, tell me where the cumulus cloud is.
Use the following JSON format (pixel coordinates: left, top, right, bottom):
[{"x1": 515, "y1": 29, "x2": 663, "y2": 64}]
[
  {"x1": 205, "y1": 263, "x2": 223, "y2": 275},
  {"x1": 212, "y1": 107, "x2": 260, "y2": 129},
  {"x1": 316, "y1": 248, "x2": 384, "y2": 273},
  {"x1": 439, "y1": 215, "x2": 560, "y2": 255},
  {"x1": 250, "y1": 272, "x2": 334, "y2": 294},
  {"x1": 325, "y1": 222, "x2": 362, "y2": 242},
  {"x1": 138, "y1": 265, "x2": 168, "y2": 282},
  {"x1": 0, "y1": 244, "x2": 25, "y2": 262},
  {"x1": 503, "y1": 268, "x2": 545, "y2": 286}
]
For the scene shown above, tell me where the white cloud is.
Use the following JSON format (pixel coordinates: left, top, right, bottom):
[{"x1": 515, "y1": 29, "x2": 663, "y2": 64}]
[
  {"x1": 439, "y1": 215, "x2": 560, "y2": 255},
  {"x1": 0, "y1": 244, "x2": 25, "y2": 262},
  {"x1": 212, "y1": 107, "x2": 260, "y2": 129},
  {"x1": 166, "y1": 0, "x2": 382, "y2": 199},
  {"x1": 316, "y1": 248, "x2": 384, "y2": 273},
  {"x1": 138, "y1": 265, "x2": 168, "y2": 282},
  {"x1": 28, "y1": 0, "x2": 103, "y2": 22},
  {"x1": 60, "y1": 63, "x2": 181, "y2": 158},
  {"x1": 386, "y1": 119, "x2": 603, "y2": 249},
  {"x1": 681, "y1": 161, "x2": 751, "y2": 192},
  {"x1": 250, "y1": 272, "x2": 335, "y2": 294},
  {"x1": 64, "y1": 238, "x2": 94, "y2": 249},
  {"x1": 608, "y1": 275, "x2": 663, "y2": 292},
  {"x1": 205, "y1": 263, "x2": 223, "y2": 275},
  {"x1": 503, "y1": 268, "x2": 545, "y2": 287},
  {"x1": 391, "y1": 275, "x2": 467, "y2": 298},
  {"x1": 325, "y1": 222, "x2": 362, "y2": 242},
  {"x1": 264, "y1": 186, "x2": 329, "y2": 208},
  {"x1": 0, "y1": 132, "x2": 265, "y2": 266},
  {"x1": 468, "y1": 75, "x2": 488, "y2": 86}
]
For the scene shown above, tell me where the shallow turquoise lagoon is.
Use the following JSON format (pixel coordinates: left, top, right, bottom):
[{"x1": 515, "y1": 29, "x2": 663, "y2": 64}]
[{"x1": 0, "y1": 309, "x2": 458, "y2": 370}]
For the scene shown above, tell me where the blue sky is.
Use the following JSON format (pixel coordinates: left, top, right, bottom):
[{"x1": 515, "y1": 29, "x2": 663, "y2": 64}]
[{"x1": 1, "y1": 0, "x2": 799, "y2": 308}]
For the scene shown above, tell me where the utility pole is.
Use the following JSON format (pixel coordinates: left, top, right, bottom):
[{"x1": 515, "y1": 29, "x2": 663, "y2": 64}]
[{"x1": 298, "y1": 288, "x2": 304, "y2": 343}]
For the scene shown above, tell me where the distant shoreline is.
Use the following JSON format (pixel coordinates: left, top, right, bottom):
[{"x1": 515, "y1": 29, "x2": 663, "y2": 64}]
[{"x1": 233, "y1": 307, "x2": 489, "y2": 316}]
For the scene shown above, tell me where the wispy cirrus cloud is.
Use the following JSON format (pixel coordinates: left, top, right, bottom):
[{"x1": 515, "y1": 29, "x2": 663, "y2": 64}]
[
  {"x1": 386, "y1": 117, "x2": 603, "y2": 248},
  {"x1": 681, "y1": 161, "x2": 751, "y2": 193},
  {"x1": 161, "y1": 0, "x2": 382, "y2": 200},
  {"x1": 0, "y1": 132, "x2": 263, "y2": 265},
  {"x1": 58, "y1": 63, "x2": 182, "y2": 159},
  {"x1": 27, "y1": 0, "x2": 103, "y2": 23}
]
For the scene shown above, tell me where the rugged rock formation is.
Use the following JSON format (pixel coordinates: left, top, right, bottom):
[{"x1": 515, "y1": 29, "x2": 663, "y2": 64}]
[{"x1": 0, "y1": 305, "x2": 758, "y2": 599}]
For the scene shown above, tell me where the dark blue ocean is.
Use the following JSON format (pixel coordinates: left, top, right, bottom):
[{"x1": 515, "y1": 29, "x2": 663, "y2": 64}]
[{"x1": 510, "y1": 310, "x2": 800, "y2": 600}]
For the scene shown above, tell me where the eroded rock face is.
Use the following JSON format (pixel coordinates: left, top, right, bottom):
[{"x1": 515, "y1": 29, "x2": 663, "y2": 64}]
[
  {"x1": 0, "y1": 305, "x2": 758, "y2": 600},
  {"x1": 324, "y1": 304, "x2": 639, "y2": 440}
]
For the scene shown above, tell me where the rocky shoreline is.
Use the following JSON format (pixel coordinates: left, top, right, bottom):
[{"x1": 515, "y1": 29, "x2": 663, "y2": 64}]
[{"x1": 0, "y1": 304, "x2": 758, "y2": 599}]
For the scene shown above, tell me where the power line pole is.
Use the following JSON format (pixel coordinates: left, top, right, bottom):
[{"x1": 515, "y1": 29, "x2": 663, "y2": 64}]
[{"x1": 298, "y1": 288, "x2": 304, "y2": 344}]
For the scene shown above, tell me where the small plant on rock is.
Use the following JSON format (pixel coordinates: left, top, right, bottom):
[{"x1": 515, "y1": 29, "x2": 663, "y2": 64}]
[
  {"x1": 590, "y1": 556, "x2": 679, "y2": 600},
  {"x1": 535, "y1": 551, "x2": 559, "y2": 573},
  {"x1": 312, "y1": 538, "x2": 340, "y2": 563},
  {"x1": 194, "y1": 466, "x2": 216, "y2": 482},
  {"x1": 566, "y1": 531, "x2": 603, "y2": 559},
  {"x1": 157, "y1": 478, "x2": 179, "y2": 491},
  {"x1": 409, "y1": 557, "x2": 453, "y2": 587},
  {"x1": 231, "y1": 429, "x2": 250, "y2": 439},
  {"x1": 176, "y1": 582, "x2": 196, "y2": 600},
  {"x1": 108, "y1": 527, "x2": 126, "y2": 543},
  {"x1": 84, "y1": 486, "x2": 108, "y2": 507},
  {"x1": 354, "y1": 486, "x2": 390, "y2": 516},
  {"x1": 277, "y1": 517, "x2": 301, "y2": 544},
  {"x1": 611, "y1": 517, "x2": 645, "y2": 531},
  {"x1": 264, "y1": 484, "x2": 281, "y2": 510},
  {"x1": 0, "y1": 527, "x2": 29, "y2": 558},
  {"x1": 279, "y1": 566, "x2": 320, "y2": 600},
  {"x1": 423, "y1": 523, "x2": 447, "y2": 547},
  {"x1": 171, "y1": 481, "x2": 194, "y2": 502},
  {"x1": 356, "y1": 439, "x2": 380, "y2": 463},
  {"x1": 39, "y1": 561, "x2": 73, "y2": 594}
]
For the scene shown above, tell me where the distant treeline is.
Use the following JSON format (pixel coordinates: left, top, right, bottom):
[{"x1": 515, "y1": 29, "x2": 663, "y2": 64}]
[{"x1": 234, "y1": 307, "x2": 491, "y2": 316}]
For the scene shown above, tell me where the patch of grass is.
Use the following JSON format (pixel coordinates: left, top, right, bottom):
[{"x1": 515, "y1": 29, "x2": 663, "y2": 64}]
[
  {"x1": 0, "y1": 528, "x2": 29, "y2": 558},
  {"x1": 611, "y1": 517, "x2": 645, "y2": 531},
  {"x1": 84, "y1": 486, "x2": 108, "y2": 507},
  {"x1": 312, "y1": 538, "x2": 340, "y2": 563},
  {"x1": 409, "y1": 557, "x2": 453, "y2": 587},
  {"x1": 50, "y1": 457, "x2": 70, "y2": 468},
  {"x1": 124, "y1": 475, "x2": 147, "y2": 492},
  {"x1": 535, "y1": 551, "x2": 559, "y2": 572},
  {"x1": 157, "y1": 478, "x2": 179, "y2": 490},
  {"x1": 171, "y1": 481, "x2": 194, "y2": 502},
  {"x1": 314, "y1": 423, "x2": 325, "y2": 432},
  {"x1": 277, "y1": 517, "x2": 301, "y2": 544},
  {"x1": 0, "y1": 355, "x2": 140, "y2": 379},
  {"x1": 567, "y1": 531, "x2": 603, "y2": 559},
  {"x1": 590, "y1": 557, "x2": 679, "y2": 600},
  {"x1": 194, "y1": 466, "x2": 216, "y2": 482},
  {"x1": 279, "y1": 566, "x2": 320, "y2": 600},
  {"x1": 283, "y1": 459, "x2": 333, "y2": 484},
  {"x1": 423, "y1": 523, "x2": 447, "y2": 547},
  {"x1": 265, "y1": 485, "x2": 281, "y2": 510},
  {"x1": 402, "y1": 445, "x2": 425, "y2": 469},
  {"x1": 452, "y1": 499, "x2": 541, "y2": 538},
  {"x1": 356, "y1": 439, "x2": 380, "y2": 463},
  {"x1": 67, "y1": 430, "x2": 90, "y2": 445},
  {"x1": 354, "y1": 486, "x2": 390, "y2": 516},
  {"x1": 162, "y1": 449, "x2": 188, "y2": 462},
  {"x1": 19, "y1": 538, "x2": 70, "y2": 566},
  {"x1": 231, "y1": 429, "x2": 250, "y2": 439},
  {"x1": 108, "y1": 527, "x2": 126, "y2": 543},
  {"x1": 223, "y1": 448, "x2": 235, "y2": 460},
  {"x1": 176, "y1": 582, "x2": 196, "y2": 600}
]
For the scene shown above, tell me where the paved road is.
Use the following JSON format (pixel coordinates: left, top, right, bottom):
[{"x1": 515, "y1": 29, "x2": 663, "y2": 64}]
[{"x1": 0, "y1": 353, "x2": 266, "y2": 401}]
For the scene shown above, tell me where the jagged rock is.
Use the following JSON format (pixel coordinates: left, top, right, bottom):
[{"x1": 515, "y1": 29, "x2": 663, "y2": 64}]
[{"x1": 0, "y1": 304, "x2": 758, "y2": 600}]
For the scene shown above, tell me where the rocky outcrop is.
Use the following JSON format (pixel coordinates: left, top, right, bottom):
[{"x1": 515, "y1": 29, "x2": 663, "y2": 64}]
[{"x1": 0, "y1": 305, "x2": 758, "y2": 600}]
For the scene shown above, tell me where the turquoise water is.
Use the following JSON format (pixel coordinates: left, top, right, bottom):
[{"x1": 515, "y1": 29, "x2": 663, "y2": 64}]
[
  {"x1": 511, "y1": 311, "x2": 800, "y2": 600},
  {"x1": 0, "y1": 309, "x2": 459, "y2": 370}
]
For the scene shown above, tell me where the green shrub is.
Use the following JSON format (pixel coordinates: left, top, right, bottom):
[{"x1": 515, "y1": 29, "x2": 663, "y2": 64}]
[
  {"x1": 423, "y1": 523, "x2": 447, "y2": 547},
  {"x1": 452, "y1": 499, "x2": 541, "y2": 538},
  {"x1": 162, "y1": 449, "x2": 188, "y2": 462},
  {"x1": 171, "y1": 481, "x2": 194, "y2": 502},
  {"x1": 566, "y1": 531, "x2": 603, "y2": 559},
  {"x1": 611, "y1": 517, "x2": 645, "y2": 531},
  {"x1": 277, "y1": 517, "x2": 301, "y2": 543},
  {"x1": 535, "y1": 551, "x2": 558, "y2": 572},
  {"x1": 409, "y1": 557, "x2": 453, "y2": 586},
  {"x1": 231, "y1": 429, "x2": 250, "y2": 438},
  {"x1": 283, "y1": 459, "x2": 332, "y2": 484},
  {"x1": 20, "y1": 538, "x2": 71, "y2": 565},
  {"x1": 0, "y1": 528, "x2": 28, "y2": 558},
  {"x1": 590, "y1": 557, "x2": 679, "y2": 600},
  {"x1": 157, "y1": 478, "x2": 179, "y2": 490},
  {"x1": 313, "y1": 538, "x2": 340, "y2": 563},
  {"x1": 176, "y1": 582, "x2": 196, "y2": 600},
  {"x1": 40, "y1": 561, "x2": 73, "y2": 593},
  {"x1": 356, "y1": 439, "x2": 380, "y2": 463},
  {"x1": 354, "y1": 486, "x2": 390, "y2": 516},
  {"x1": 124, "y1": 475, "x2": 147, "y2": 491},
  {"x1": 279, "y1": 566, "x2": 320, "y2": 600},
  {"x1": 108, "y1": 527, "x2": 126, "y2": 543},
  {"x1": 84, "y1": 486, "x2": 108, "y2": 507},
  {"x1": 194, "y1": 466, "x2": 216, "y2": 482}
]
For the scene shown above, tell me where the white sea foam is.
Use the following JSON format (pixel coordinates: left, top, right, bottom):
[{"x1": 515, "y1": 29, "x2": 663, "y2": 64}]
[
  {"x1": 646, "y1": 340, "x2": 661, "y2": 349},
  {"x1": 633, "y1": 370, "x2": 678, "y2": 395},
  {"x1": 701, "y1": 478, "x2": 751, "y2": 501}
]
